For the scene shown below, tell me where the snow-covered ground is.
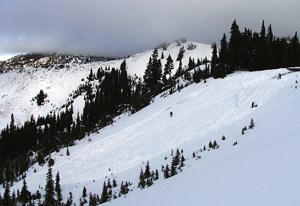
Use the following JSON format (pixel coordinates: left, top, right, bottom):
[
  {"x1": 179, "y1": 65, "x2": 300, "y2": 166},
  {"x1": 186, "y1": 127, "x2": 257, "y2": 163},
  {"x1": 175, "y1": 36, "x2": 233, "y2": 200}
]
[
  {"x1": 0, "y1": 41, "x2": 211, "y2": 130},
  {"x1": 2, "y1": 68, "x2": 300, "y2": 206}
]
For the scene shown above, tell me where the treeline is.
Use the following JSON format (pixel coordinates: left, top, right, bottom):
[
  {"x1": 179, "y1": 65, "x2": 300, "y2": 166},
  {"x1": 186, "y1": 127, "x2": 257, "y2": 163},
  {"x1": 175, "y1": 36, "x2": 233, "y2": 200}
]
[
  {"x1": 210, "y1": 20, "x2": 300, "y2": 78},
  {"x1": 0, "y1": 60, "x2": 149, "y2": 185}
]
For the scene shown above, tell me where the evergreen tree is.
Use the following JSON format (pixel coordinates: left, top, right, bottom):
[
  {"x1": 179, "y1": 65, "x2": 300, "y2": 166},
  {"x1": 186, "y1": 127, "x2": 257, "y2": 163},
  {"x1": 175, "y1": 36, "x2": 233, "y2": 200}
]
[
  {"x1": 155, "y1": 169, "x2": 159, "y2": 180},
  {"x1": 82, "y1": 186, "x2": 87, "y2": 204},
  {"x1": 120, "y1": 181, "x2": 129, "y2": 195},
  {"x1": 267, "y1": 24, "x2": 274, "y2": 42},
  {"x1": 44, "y1": 165, "x2": 56, "y2": 206},
  {"x1": 144, "y1": 161, "x2": 151, "y2": 179},
  {"x1": 211, "y1": 43, "x2": 219, "y2": 78},
  {"x1": 143, "y1": 48, "x2": 162, "y2": 96},
  {"x1": 260, "y1": 20, "x2": 266, "y2": 40},
  {"x1": 55, "y1": 171, "x2": 62, "y2": 202},
  {"x1": 2, "y1": 183, "x2": 11, "y2": 206},
  {"x1": 218, "y1": 33, "x2": 228, "y2": 76},
  {"x1": 291, "y1": 32, "x2": 300, "y2": 65},
  {"x1": 139, "y1": 169, "x2": 145, "y2": 189},
  {"x1": 66, "y1": 192, "x2": 73, "y2": 206},
  {"x1": 20, "y1": 179, "x2": 31, "y2": 206},
  {"x1": 112, "y1": 179, "x2": 117, "y2": 188},
  {"x1": 209, "y1": 141, "x2": 213, "y2": 149},
  {"x1": 88, "y1": 68, "x2": 94, "y2": 81},
  {"x1": 37, "y1": 90, "x2": 47, "y2": 106},
  {"x1": 164, "y1": 164, "x2": 170, "y2": 178},
  {"x1": 180, "y1": 154, "x2": 185, "y2": 167},
  {"x1": 175, "y1": 60, "x2": 183, "y2": 78},
  {"x1": 163, "y1": 55, "x2": 174, "y2": 85},
  {"x1": 120, "y1": 60, "x2": 129, "y2": 104},
  {"x1": 176, "y1": 46, "x2": 185, "y2": 61},
  {"x1": 66, "y1": 147, "x2": 70, "y2": 156},
  {"x1": 89, "y1": 193, "x2": 97, "y2": 206},
  {"x1": 188, "y1": 57, "x2": 196, "y2": 70},
  {"x1": 170, "y1": 158, "x2": 177, "y2": 176},
  {"x1": 213, "y1": 140, "x2": 218, "y2": 149},
  {"x1": 249, "y1": 118, "x2": 255, "y2": 129},
  {"x1": 9, "y1": 113, "x2": 16, "y2": 133},
  {"x1": 228, "y1": 19, "x2": 241, "y2": 72},
  {"x1": 100, "y1": 181, "x2": 108, "y2": 203}
]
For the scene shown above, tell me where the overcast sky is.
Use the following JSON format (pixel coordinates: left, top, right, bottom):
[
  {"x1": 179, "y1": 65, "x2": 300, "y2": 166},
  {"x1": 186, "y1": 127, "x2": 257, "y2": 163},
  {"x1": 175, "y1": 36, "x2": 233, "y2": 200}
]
[{"x1": 0, "y1": 0, "x2": 300, "y2": 58}]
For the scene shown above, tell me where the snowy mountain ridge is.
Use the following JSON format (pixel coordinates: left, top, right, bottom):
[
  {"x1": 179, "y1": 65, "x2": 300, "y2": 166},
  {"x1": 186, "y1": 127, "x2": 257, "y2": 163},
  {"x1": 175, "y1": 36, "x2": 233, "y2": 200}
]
[{"x1": 0, "y1": 41, "x2": 211, "y2": 130}]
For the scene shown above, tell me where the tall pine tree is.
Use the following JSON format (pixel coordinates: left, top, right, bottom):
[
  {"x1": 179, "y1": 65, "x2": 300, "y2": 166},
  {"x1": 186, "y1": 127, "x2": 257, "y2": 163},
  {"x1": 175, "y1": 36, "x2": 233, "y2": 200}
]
[
  {"x1": 20, "y1": 179, "x2": 31, "y2": 206},
  {"x1": 55, "y1": 171, "x2": 62, "y2": 203},
  {"x1": 44, "y1": 165, "x2": 56, "y2": 205}
]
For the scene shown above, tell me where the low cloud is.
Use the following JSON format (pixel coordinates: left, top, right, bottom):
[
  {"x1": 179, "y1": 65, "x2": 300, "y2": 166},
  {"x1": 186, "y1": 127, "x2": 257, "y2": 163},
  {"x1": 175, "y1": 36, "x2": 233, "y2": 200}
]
[{"x1": 1, "y1": 0, "x2": 299, "y2": 57}]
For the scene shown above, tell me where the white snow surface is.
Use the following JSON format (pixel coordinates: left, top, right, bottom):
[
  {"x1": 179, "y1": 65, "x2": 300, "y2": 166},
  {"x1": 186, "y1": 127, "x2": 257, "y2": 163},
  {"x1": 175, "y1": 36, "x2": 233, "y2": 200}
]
[
  {"x1": 2, "y1": 68, "x2": 300, "y2": 206},
  {"x1": 0, "y1": 41, "x2": 211, "y2": 130}
]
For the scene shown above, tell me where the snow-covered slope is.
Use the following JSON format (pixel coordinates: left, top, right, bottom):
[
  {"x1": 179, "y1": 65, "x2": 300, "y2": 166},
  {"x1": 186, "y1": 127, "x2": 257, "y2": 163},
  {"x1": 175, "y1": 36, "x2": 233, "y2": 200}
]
[
  {"x1": 2, "y1": 68, "x2": 300, "y2": 205},
  {"x1": 0, "y1": 41, "x2": 211, "y2": 130}
]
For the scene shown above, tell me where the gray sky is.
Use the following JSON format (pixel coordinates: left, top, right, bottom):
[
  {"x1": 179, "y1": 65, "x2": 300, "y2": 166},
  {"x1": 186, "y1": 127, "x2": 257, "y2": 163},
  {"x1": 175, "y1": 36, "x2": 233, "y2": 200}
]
[{"x1": 0, "y1": 0, "x2": 300, "y2": 58}]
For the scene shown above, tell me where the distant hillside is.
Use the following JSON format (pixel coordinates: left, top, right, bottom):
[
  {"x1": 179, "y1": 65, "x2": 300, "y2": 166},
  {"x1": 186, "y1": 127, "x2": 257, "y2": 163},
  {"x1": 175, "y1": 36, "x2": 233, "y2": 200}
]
[{"x1": 0, "y1": 53, "x2": 114, "y2": 73}]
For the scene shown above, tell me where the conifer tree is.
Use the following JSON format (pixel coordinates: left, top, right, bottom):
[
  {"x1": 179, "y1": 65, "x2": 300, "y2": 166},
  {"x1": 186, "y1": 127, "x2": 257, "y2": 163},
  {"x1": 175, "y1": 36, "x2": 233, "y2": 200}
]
[
  {"x1": 44, "y1": 165, "x2": 56, "y2": 205},
  {"x1": 20, "y1": 179, "x2": 31, "y2": 206},
  {"x1": 89, "y1": 193, "x2": 97, "y2": 206},
  {"x1": 66, "y1": 147, "x2": 70, "y2": 156},
  {"x1": 37, "y1": 90, "x2": 47, "y2": 106},
  {"x1": 120, "y1": 181, "x2": 129, "y2": 195},
  {"x1": 143, "y1": 49, "x2": 162, "y2": 96},
  {"x1": 180, "y1": 154, "x2": 185, "y2": 167},
  {"x1": 267, "y1": 25, "x2": 274, "y2": 42},
  {"x1": 139, "y1": 169, "x2": 145, "y2": 189},
  {"x1": 249, "y1": 118, "x2": 255, "y2": 129},
  {"x1": 219, "y1": 33, "x2": 228, "y2": 76},
  {"x1": 260, "y1": 20, "x2": 266, "y2": 40},
  {"x1": 177, "y1": 46, "x2": 185, "y2": 61},
  {"x1": 164, "y1": 164, "x2": 170, "y2": 178},
  {"x1": 66, "y1": 192, "x2": 73, "y2": 206},
  {"x1": 187, "y1": 57, "x2": 194, "y2": 70},
  {"x1": 2, "y1": 183, "x2": 11, "y2": 206},
  {"x1": 291, "y1": 32, "x2": 300, "y2": 65},
  {"x1": 100, "y1": 181, "x2": 108, "y2": 203},
  {"x1": 112, "y1": 179, "x2": 117, "y2": 188},
  {"x1": 155, "y1": 169, "x2": 159, "y2": 180},
  {"x1": 213, "y1": 140, "x2": 218, "y2": 149},
  {"x1": 55, "y1": 171, "x2": 62, "y2": 202},
  {"x1": 171, "y1": 158, "x2": 177, "y2": 176},
  {"x1": 211, "y1": 43, "x2": 219, "y2": 78},
  {"x1": 209, "y1": 141, "x2": 213, "y2": 149},
  {"x1": 228, "y1": 19, "x2": 241, "y2": 72},
  {"x1": 144, "y1": 161, "x2": 151, "y2": 179},
  {"x1": 163, "y1": 55, "x2": 174, "y2": 85},
  {"x1": 175, "y1": 60, "x2": 183, "y2": 78}
]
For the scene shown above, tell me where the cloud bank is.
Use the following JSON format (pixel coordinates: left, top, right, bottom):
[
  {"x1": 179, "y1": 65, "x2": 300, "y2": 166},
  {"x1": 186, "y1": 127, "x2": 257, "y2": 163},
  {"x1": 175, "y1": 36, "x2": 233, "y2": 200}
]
[{"x1": 1, "y1": 0, "x2": 299, "y2": 57}]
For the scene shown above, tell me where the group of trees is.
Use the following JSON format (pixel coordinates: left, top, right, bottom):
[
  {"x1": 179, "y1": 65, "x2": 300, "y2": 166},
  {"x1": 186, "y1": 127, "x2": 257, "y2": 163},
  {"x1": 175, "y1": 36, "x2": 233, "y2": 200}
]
[
  {"x1": 0, "y1": 164, "x2": 61, "y2": 206},
  {"x1": 0, "y1": 105, "x2": 75, "y2": 185},
  {"x1": 211, "y1": 20, "x2": 300, "y2": 78},
  {"x1": 0, "y1": 61, "x2": 145, "y2": 186}
]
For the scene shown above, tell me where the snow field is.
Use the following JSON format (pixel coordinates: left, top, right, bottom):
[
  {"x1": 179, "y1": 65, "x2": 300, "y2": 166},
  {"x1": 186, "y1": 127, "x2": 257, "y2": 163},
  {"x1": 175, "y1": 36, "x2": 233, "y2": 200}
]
[{"x1": 2, "y1": 68, "x2": 300, "y2": 206}]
